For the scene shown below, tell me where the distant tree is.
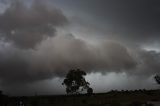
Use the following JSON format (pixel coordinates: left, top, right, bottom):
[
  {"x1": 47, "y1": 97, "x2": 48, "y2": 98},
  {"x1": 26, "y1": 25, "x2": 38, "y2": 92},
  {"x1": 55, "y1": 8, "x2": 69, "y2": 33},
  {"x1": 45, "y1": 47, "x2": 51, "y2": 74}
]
[
  {"x1": 0, "y1": 90, "x2": 2, "y2": 96},
  {"x1": 87, "y1": 87, "x2": 93, "y2": 95},
  {"x1": 62, "y1": 69, "x2": 93, "y2": 94},
  {"x1": 0, "y1": 90, "x2": 2, "y2": 105},
  {"x1": 154, "y1": 75, "x2": 160, "y2": 84}
]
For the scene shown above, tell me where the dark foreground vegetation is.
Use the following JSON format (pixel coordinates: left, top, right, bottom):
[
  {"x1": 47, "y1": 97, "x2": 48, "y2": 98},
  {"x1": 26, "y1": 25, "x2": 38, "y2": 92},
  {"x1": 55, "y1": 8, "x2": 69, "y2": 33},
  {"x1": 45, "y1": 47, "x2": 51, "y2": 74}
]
[{"x1": 0, "y1": 89, "x2": 160, "y2": 106}]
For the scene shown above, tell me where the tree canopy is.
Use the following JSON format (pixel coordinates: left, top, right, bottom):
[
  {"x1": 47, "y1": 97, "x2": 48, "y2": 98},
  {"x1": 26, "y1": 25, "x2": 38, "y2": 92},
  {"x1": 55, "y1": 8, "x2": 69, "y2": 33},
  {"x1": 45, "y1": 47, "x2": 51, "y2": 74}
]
[
  {"x1": 62, "y1": 69, "x2": 93, "y2": 94},
  {"x1": 154, "y1": 75, "x2": 160, "y2": 84}
]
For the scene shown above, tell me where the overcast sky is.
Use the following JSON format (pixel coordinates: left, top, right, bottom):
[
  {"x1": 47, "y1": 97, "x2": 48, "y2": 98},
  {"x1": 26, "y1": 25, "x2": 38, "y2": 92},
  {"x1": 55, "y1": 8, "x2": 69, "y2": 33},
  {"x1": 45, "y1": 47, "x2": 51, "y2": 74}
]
[{"x1": 0, "y1": 0, "x2": 160, "y2": 96}]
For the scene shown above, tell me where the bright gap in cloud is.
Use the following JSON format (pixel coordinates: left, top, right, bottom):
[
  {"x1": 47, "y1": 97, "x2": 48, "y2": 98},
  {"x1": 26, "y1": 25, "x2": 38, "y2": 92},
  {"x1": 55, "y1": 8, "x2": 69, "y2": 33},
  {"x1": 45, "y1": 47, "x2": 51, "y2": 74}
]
[{"x1": 85, "y1": 72, "x2": 157, "y2": 93}]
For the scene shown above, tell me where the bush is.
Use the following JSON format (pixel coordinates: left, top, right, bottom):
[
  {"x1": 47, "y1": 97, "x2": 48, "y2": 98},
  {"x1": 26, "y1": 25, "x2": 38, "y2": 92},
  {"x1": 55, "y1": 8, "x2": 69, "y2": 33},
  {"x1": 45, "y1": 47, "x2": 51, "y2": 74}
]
[{"x1": 87, "y1": 88, "x2": 93, "y2": 95}]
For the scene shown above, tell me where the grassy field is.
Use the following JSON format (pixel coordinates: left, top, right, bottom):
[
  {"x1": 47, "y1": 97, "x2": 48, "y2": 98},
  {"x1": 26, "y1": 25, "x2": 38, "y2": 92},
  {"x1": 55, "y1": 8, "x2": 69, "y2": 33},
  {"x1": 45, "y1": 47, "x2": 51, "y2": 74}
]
[{"x1": 1, "y1": 89, "x2": 160, "y2": 106}]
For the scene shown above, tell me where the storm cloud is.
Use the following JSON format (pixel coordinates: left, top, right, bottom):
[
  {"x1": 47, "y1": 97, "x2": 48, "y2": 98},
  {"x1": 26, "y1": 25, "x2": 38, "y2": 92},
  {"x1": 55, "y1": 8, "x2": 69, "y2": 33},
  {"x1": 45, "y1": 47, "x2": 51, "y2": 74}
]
[
  {"x1": 0, "y1": 0, "x2": 67, "y2": 48},
  {"x1": 62, "y1": 0, "x2": 160, "y2": 45},
  {"x1": 0, "y1": 33, "x2": 160, "y2": 85},
  {"x1": 0, "y1": 34, "x2": 136, "y2": 84},
  {"x1": 0, "y1": 0, "x2": 160, "y2": 95}
]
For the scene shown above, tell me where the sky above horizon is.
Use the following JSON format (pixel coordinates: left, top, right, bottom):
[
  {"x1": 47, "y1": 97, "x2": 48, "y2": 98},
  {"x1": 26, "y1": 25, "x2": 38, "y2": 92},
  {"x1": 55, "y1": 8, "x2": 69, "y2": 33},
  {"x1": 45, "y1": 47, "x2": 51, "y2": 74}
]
[{"x1": 0, "y1": 0, "x2": 160, "y2": 96}]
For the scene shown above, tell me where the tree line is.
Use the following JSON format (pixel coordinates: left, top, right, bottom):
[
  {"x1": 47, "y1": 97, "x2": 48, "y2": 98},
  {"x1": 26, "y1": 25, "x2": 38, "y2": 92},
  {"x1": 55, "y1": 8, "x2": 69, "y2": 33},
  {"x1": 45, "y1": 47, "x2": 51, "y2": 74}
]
[{"x1": 62, "y1": 69, "x2": 160, "y2": 95}]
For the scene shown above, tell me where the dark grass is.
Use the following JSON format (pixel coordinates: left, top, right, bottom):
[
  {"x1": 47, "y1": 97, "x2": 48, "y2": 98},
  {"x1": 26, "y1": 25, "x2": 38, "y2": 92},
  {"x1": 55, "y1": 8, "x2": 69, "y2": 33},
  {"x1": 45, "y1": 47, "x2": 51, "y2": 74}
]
[{"x1": 1, "y1": 89, "x2": 160, "y2": 106}]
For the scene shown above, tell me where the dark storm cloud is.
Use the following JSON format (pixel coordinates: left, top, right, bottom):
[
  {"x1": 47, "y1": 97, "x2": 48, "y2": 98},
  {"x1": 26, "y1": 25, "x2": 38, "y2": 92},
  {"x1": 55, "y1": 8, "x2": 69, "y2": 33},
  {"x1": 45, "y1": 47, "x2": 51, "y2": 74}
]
[
  {"x1": 131, "y1": 49, "x2": 160, "y2": 76},
  {"x1": 0, "y1": 34, "x2": 137, "y2": 84},
  {"x1": 0, "y1": 0, "x2": 160, "y2": 95},
  {"x1": 0, "y1": 33, "x2": 160, "y2": 85},
  {"x1": 63, "y1": 0, "x2": 160, "y2": 44},
  {"x1": 35, "y1": 35, "x2": 137, "y2": 76},
  {"x1": 0, "y1": 0, "x2": 67, "y2": 48}
]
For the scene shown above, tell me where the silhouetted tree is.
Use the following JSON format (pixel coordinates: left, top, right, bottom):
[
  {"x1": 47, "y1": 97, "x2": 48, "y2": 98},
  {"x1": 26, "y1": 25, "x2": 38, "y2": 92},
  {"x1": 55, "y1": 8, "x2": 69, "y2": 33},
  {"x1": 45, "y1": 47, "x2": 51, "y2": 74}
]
[
  {"x1": 87, "y1": 87, "x2": 93, "y2": 95},
  {"x1": 0, "y1": 90, "x2": 2, "y2": 105},
  {"x1": 62, "y1": 69, "x2": 93, "y2": 94},
  {"x1": 0, "y1": 90, "x2": 6, "y2": 105},
  {"x1": 154, "y1": 75, "x2": 160, "y2": 84}
]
